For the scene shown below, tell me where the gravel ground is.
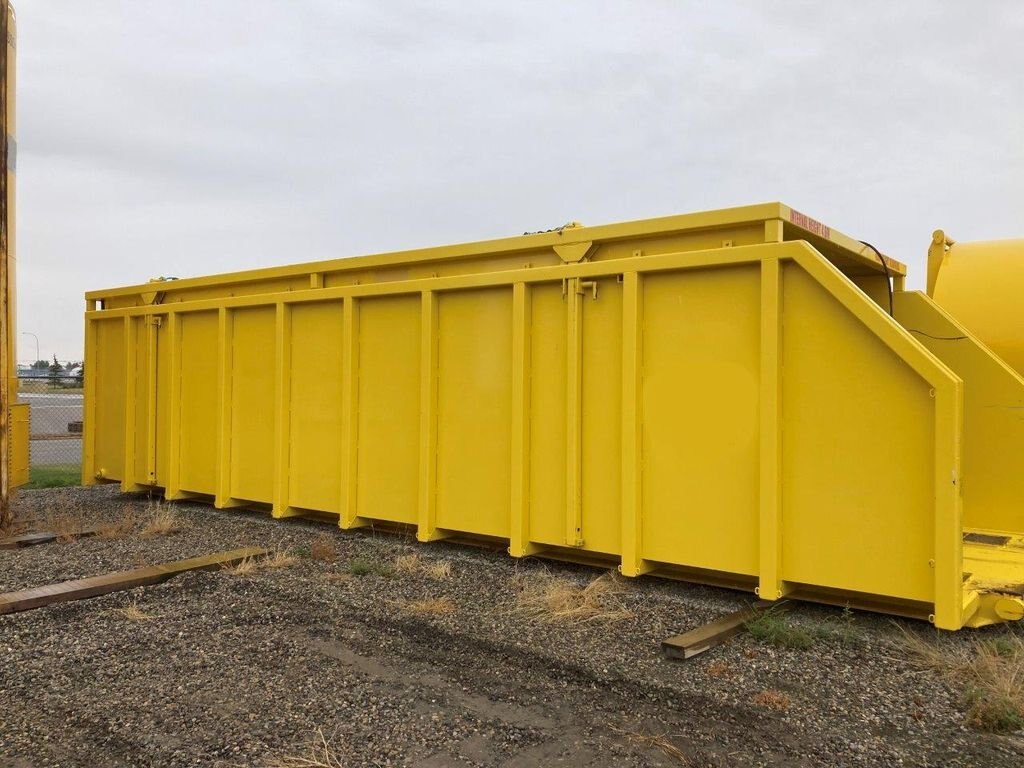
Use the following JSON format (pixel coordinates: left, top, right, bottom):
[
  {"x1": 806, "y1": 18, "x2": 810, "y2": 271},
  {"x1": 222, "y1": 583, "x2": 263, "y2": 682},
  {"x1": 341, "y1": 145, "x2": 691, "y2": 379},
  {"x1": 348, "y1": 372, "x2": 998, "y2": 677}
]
[{"x1": 1, "y1": 486, "x2": 1023, "y2": 767}]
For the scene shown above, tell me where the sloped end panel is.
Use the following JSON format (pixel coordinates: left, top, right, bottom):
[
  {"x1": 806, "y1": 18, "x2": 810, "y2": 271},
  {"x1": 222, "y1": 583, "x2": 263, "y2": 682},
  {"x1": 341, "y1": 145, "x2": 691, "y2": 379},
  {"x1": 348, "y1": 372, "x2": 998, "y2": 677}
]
[{"x1": 780, "y1": 265, "x2": 937, "y2": 604}]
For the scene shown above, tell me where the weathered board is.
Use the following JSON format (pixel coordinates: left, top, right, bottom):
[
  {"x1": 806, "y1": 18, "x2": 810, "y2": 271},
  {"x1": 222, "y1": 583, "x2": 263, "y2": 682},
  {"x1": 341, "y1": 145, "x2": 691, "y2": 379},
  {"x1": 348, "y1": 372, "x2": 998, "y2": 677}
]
[
  {"x1": 0, "y1": 527, "x2": 104, "y2": 550},
  {"x1": 0, "y1": 547, "x2": 269, "y2": 615},
  {"x1": 661, "y1": 601, "x2": 788, "y2": 660}
]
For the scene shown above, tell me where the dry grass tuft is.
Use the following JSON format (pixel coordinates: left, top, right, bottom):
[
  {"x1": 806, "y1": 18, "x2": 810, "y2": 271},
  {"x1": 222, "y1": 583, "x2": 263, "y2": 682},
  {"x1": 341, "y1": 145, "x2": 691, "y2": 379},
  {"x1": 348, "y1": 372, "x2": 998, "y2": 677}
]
[
  {"x1": 96, "y1": 510, "x2": 137, "y2": 540},
  {"x1": 309, "y1": 535, "x2": 337, "y2": 563},
  {"x1": 222, "y1": 554, "x2": 261, "y2": 576},
  {"x1": 897, "y1": 627, "x2": 958, "y2": 672},
  {"x1": 140, "y1": 504, "x2": 181, "y2": 538},
  {"x1": 261, "y1": 728, "x2": 345, "y2": 768},
  {"x1": 394, "y1": 553, "x2": 421, "y2": 573},
  {"x1": 393, "y1": 554, "x2": 452, "y2": 580},
  {"x1": 705, "y1": 660, "x2": 730, "y2": 678},
  {"x1": 45, "y1": 490, "x2": 88, "y2": 542},
  {"x1": 49, "y1": 514, "x2": 82, "y2": 543},
  {"x1": 426, "y1": 560, "x2": 452, "y2": 580},
  {"x1": 262, "y1": 550, "x2": 297, "y2": 569},
  {"x1": 110, "y1": 600, "x2": 156, "y2": 622},
  {"x1": 4, "y1": 511, "x2": 40, "y2": 536},
  {"x1": 751, "y1": 689, "x2": 792, "y2": 711},
  {"x1": 899, "y1": 627, "x2": 1024, "y2": 732},
  {"x1": 514, "y1": 570, "x2": 633, "y2": 624},
  {"x1": 222, "y1": 550, "x2": 293, "y2": 575},
  {"x1": 610, "y1": 725, "x2": 690, "y2": 764},
  {"x1": 404, "y1": 597, "x2": 455, "y2": 616}
]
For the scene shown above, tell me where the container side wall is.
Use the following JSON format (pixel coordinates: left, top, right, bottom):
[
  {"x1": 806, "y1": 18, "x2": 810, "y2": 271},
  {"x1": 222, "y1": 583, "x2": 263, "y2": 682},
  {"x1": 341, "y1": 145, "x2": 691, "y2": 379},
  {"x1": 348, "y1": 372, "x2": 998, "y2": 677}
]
[
  {"x1": 288, "y1": 300, "x2": 345, "y2": 514},
  {"x1": 178, "y1": 311, "x2": 218, "y2": 495},
  {"x1": 435, "y1": 288, "x2": 513, "y2": 538},
  {"x1": 154, "y1": 317, "x2": 170, "y2": 486},
  {"x1": 528, "y1": 283, "x2": 567, "y2": 545},
  {"x1": 781, "y1": 266, "x2": 935, "y2": 603},
  {"x1": 229, "y1": 307, "x2": 276, "y2": 502},
  {"x1": 591, "y1": 225, "x2": 765, "y2": 264},
  {"x1": 88, "y1": 204, "x2": 907, "y2": 312},
  {"x1": 129, "y1": 317, "x2": 168, "y2": 488},
  {"x1": 93, "y1": 318, "x2": 127, "y2": 480},
  {"x1": 130, "y1": 317, "x2": 147, "y2": 485},
  {"x1": 580, "y1": 276, "x2": 623, "y2": 555},
  {"x1": 639, "y1": 265, "x2": 761, "y2": 575},
  {"x1": 851, "y1": 274, "x2": 892, "y2": 310},
  {"x1": 84, "y1": 240, "x2": 973, "y2": 626},
  {"x1": 356, "y1": 295, "x2": 420, "y2": 524}
]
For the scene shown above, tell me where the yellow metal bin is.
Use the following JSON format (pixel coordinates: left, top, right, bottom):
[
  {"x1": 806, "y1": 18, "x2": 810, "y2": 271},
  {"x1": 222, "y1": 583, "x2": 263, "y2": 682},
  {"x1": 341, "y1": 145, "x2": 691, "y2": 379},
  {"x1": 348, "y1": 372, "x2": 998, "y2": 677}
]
[{"x1": 82, "y1": 202, "x2": 1024, "y2": 629}]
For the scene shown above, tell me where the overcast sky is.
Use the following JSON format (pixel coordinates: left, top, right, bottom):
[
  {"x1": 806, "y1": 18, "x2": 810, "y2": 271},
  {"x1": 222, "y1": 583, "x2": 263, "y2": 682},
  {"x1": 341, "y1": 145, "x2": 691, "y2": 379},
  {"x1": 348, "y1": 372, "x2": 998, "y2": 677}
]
[{"x1": 14, "y1": 1, "x2": 1024, "y2": 362}]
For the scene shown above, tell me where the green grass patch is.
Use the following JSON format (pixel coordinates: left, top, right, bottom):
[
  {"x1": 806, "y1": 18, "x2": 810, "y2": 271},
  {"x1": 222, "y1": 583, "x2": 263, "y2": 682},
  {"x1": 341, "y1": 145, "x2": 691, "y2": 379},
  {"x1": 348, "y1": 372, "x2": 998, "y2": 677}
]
[
  {"x1": 810, "y1": 606, "x2": 866, "y2": 649},
  {"x1": 966, "y1": 689, "x2": 1024, "y2": 732},
  {"x1": 24, "y1": 464, "x2": 81, "y2": 489},
  {"x1": 745, "y1": 612, "x2": 816, "y2": 650},
  {"x1": 348, "y1": 558, "x2": 394, "y2": 578}
]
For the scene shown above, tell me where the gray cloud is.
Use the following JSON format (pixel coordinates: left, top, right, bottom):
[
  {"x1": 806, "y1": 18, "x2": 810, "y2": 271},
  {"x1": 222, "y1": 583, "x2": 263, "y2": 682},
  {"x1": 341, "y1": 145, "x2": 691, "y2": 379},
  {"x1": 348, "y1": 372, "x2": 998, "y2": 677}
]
[{"x1": 14, "y1": 0, "x2": 1024, "y2": 360}]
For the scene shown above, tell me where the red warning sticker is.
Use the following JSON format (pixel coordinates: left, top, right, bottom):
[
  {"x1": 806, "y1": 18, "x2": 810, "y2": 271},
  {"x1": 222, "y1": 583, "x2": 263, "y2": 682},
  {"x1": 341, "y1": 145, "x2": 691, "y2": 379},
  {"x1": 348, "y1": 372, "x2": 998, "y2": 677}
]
[{"x1": 789, "y1": 210, "x2": 831, "y2": 239}]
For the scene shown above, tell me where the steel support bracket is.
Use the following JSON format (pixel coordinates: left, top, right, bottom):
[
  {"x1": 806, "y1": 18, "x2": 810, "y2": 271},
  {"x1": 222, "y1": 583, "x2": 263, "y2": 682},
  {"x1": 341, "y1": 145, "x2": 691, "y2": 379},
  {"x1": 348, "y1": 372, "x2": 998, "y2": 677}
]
[{"x1": 553, "y1": 240, "x2": 594, "y2": 264}]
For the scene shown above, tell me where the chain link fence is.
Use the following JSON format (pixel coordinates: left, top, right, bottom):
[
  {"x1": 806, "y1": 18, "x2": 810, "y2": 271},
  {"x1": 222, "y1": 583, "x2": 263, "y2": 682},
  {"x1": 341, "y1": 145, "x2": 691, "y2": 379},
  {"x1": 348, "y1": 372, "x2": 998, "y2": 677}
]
[{"x1": 18, "y1": 374, "x2": 83, "y2": 488}]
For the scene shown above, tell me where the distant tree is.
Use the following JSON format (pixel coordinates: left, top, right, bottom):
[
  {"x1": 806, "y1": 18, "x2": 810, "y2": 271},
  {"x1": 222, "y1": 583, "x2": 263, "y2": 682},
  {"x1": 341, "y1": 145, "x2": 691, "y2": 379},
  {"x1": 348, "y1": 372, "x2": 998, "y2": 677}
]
[
  {"x1": 75, "y1": 365, "x2": 84, "y2": 385},
  {"x1": 48, "y1": 356, "x2": 64, "y2": 388},
  {"x1": 31, "y1": 359, "x2": 48, "y2": 370}
]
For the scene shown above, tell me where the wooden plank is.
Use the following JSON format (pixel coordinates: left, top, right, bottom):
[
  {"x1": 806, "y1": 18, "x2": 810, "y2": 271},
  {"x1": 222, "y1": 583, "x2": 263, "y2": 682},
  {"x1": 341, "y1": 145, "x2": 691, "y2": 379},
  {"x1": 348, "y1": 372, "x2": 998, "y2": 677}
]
[
  {"x1": 0, "y1": 532, "x2": 60, "y2": 549},
  {"x1": 0, "y1": 547, "x2": 269, "y2": 615},
  {"x1": 0, "y1": 526, "x2": 105, "y2": 550},
  {"x1": 661, "y1": 600, "x2": 789, "y2": 660}
]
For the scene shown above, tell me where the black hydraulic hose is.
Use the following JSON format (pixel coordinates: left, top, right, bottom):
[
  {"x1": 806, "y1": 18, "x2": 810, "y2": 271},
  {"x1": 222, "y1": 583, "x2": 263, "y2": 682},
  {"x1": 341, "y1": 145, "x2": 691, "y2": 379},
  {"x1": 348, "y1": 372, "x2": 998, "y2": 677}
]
[{"x1": 859, "y1": 240, "x2": 893, "y2": 317}]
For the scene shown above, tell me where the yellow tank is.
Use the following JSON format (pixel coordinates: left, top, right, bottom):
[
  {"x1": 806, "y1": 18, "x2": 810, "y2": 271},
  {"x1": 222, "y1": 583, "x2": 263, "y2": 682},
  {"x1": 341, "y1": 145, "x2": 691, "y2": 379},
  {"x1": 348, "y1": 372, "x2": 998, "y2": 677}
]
[{"x1": 928, "y1": 231, "x2": 1024, "y2": 377}]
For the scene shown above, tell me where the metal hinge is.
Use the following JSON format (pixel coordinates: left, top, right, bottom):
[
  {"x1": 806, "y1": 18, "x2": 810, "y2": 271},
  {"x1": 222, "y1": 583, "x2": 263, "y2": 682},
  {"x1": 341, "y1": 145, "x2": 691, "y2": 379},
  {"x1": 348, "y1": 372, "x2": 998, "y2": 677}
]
[{"x1": 561, "y1": 278, "x2": 598, "y2": 300}]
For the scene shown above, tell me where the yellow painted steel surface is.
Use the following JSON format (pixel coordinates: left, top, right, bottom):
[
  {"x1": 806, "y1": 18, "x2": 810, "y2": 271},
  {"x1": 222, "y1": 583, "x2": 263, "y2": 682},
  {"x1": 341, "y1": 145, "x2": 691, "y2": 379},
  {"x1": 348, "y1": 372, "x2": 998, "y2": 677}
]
[
  {"x1": 83, "y1": 203, "x2": 1024, "y2": 629},
  {"x1": 0, "y1": 1, "x2": 22, "y2": 519},
  {"x1": 8, "y1": 400, "x2": 25, "y2": 487},
  {"x1": 928, "y1": 231, "x2": 1024, "y2": 377}
]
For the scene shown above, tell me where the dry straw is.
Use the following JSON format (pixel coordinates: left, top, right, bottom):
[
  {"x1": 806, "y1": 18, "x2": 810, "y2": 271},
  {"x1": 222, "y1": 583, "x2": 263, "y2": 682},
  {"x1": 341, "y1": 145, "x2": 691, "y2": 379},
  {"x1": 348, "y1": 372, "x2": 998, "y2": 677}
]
[{"x1": 514, "y1": 570, "x2": 633, "y2": 623}]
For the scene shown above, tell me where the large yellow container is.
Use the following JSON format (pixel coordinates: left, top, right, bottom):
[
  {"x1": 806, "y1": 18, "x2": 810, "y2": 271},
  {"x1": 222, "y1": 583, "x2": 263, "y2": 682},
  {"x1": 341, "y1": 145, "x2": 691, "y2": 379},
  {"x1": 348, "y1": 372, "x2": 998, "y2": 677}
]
[
  {"x1": 928, "y1": 231, "x2": 1024, "y2": 377},
  {"x1": 83, "y1": 203, "x2": 1024, "y2": 629}
]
